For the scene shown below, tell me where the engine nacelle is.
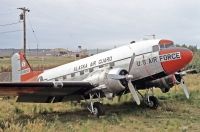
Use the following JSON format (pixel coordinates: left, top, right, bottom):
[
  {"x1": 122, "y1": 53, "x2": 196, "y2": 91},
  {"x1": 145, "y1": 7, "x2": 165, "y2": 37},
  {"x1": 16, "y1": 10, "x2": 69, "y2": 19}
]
[
  {"x1": 84, "y1": 68, "x2": 128, "y2": 94},
  {"x1": 106, "y1": 68, "x2": 128, "y2": 93},
  {"x1": 150, "y1": 74, "x2": 181, "y2": 93}
]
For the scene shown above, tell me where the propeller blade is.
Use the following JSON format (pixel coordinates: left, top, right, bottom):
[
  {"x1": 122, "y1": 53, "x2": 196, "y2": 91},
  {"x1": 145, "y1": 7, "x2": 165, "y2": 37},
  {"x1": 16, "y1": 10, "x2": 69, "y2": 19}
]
[
  {"x1": 179, "y1": 71, "x2": 187, "y2": 76},
  {"x1": 180, "y1": 79, "x2": 190, "y2": 99},
  {"x1": 128, "y1": 53, "x2": 135, "y2": 73},
  {"x1": 128, "y1": 80, "x2": 140, "y2": 105},
  {"x1": 107, "y1": 74, "x2": 125, "y2": 80}
]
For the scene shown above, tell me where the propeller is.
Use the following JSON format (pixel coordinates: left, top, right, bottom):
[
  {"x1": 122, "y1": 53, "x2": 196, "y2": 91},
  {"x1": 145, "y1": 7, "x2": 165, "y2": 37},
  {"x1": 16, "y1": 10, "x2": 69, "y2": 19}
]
[
  {"x1": 127, "y1": 75, "x2": 141, "y2": 105},
  {"x1": 180, "y1": 79, "x2": 190, "y2": 99},
  {"x1": 108, "y1": 53, "x2": 141, "y2": 105},
  {"x1": 175, "y1": 71, "x2": 190, "y2": 99}
]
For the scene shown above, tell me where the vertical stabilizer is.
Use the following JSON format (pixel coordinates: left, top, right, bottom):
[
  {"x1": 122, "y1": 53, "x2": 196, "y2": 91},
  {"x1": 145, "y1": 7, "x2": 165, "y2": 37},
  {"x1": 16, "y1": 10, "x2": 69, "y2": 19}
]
[
  {"x1": 11, "y1": 53, "x2": 21, "y2": 82},
  {"x1": 11, "y1": 52, "x2": 41, "y2": 82}
]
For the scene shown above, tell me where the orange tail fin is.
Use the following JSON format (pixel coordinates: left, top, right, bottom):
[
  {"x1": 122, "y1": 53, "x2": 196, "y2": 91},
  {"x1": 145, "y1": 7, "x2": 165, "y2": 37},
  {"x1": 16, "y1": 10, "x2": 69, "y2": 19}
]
[{"x1": 11, "y1": 52, "x2": 42, "y2": 82}]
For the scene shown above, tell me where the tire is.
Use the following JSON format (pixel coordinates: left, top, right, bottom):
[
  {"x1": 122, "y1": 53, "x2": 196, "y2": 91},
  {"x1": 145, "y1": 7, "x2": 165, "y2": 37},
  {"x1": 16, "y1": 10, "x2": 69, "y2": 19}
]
[
  {"x1": 147, "y1": 96, "x2": 159, "y2": 109},
  {"x1": 93, "y1": 102, "x2": 105, "y2": 117}
]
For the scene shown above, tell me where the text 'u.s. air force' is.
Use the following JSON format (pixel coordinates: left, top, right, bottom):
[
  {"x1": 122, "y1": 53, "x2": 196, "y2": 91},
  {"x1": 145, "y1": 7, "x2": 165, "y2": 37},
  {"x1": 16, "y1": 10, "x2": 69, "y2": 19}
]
[{"x1": 136, "y1": 52, "x2": 181, "y2": 66}]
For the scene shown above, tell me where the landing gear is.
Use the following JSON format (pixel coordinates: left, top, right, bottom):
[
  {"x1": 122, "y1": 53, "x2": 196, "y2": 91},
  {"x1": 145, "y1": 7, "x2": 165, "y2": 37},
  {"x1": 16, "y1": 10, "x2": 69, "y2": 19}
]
[
  {"x1": 87, "y1": 93, "x2": 105, "y2": 117},
  {"x1": 91, "y1": 102, "x2": 105, "y2": 117},
  {"x1": 146, "y1": 96, "x2": 159, "y2": 109},
  {"x1": 139, "y1": 87, "x2": 159, "y2": 109}
]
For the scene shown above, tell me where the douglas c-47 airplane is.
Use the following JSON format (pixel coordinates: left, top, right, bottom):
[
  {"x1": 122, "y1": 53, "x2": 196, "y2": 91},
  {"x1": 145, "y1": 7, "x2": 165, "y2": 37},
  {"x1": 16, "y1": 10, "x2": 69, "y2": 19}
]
[{"x1": 0, "y1": 39, "x2": 193, "y2": 117}]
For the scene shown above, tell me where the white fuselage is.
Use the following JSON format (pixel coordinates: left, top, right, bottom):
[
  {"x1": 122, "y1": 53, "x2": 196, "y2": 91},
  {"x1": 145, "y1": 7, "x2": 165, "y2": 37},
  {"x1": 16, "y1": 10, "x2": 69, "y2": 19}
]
[{"x1": 38, "y1": 39, "x2": 164, "y2": 82}]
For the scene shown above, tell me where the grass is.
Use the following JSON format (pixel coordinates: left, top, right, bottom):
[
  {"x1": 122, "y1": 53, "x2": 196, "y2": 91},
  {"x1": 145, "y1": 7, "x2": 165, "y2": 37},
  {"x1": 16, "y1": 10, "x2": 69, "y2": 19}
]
[
  {"x1": 0, "y1": 74, "x2": 200, "y2": 132},
  {"x1": 0, "y1": 57, "x2": 11, "y2": 72},
  {"x1": 0, "y1": 55, "x2": 75, "y2": 72},
  {"x1": 26, "y1": 56, "x2": 75, "y2": 71}
]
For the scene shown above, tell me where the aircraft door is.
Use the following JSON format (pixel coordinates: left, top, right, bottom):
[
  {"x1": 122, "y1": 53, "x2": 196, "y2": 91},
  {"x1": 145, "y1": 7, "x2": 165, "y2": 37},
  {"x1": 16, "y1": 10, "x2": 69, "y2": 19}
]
[{"x1": 131, "y1": 45, "x2": 163, "y2": 80}]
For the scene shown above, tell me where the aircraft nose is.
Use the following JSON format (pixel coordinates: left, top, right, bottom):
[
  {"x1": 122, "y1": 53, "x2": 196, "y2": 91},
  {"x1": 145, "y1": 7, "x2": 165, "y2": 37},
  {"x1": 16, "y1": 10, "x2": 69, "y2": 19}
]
[
  {"x1": 160, "y1": 48, "x2": 193, "y2": 75},
  {"x1": 181, "y1": 48, "x2": 193, "y2": 64}
]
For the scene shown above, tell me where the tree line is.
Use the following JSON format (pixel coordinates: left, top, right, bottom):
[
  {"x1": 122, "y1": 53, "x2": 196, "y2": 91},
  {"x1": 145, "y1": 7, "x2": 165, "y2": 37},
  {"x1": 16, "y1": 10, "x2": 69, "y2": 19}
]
[{"x1": 176, "y1": 44, "x2": 200, "y2": 73}]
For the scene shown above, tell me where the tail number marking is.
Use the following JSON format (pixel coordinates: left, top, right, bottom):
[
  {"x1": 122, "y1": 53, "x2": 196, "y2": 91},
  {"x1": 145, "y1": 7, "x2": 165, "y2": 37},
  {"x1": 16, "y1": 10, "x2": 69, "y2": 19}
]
[{"x1": 21, "y1": 68, "x2": 31, "y2": 75}]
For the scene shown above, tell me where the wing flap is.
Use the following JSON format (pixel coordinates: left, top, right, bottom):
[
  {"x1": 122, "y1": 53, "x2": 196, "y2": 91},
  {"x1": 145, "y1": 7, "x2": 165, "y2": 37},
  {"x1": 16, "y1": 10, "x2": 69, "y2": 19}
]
[
  {"x1": 16, "y1": 95, "x2": 51, "y2": 103},
  {"x1": 0, "y1": 81, "x2": 94, "y2": 102},
  {"x1": 16, "y1": 95, "x2": 65, "y2": 103}
]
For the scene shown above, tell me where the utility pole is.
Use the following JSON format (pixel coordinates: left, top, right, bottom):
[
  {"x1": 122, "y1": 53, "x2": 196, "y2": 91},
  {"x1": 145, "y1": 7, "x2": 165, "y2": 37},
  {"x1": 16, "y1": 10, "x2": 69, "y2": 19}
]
[
  {"x1": 152, "y1": 34, "x2": 156, "y2": 39},
  {"x1": 18, "y1": 7, "x2": 30, "y2": 58}
]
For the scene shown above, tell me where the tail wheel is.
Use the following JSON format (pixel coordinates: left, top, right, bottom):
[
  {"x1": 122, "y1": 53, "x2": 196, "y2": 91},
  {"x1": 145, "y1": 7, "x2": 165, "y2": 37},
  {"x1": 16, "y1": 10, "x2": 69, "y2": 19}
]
[
  {"x1": 147, "y1": 96, "x2": 159, "y2": 109},
  {"x1": 93, "y1": 102, "x2": 105, "y2": 117}
]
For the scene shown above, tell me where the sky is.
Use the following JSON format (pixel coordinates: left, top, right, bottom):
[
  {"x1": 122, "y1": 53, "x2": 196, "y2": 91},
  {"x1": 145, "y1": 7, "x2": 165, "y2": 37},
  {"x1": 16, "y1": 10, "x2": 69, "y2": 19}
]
[{"x1": 0, "y1": 0, "x2": 200, "y2": 50}]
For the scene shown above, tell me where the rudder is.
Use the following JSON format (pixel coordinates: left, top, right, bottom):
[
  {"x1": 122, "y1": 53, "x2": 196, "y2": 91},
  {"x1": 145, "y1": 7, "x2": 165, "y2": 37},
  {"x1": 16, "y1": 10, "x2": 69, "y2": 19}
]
[{"x1": 11, "y1": 52, "x2": 41, "y2": 82}]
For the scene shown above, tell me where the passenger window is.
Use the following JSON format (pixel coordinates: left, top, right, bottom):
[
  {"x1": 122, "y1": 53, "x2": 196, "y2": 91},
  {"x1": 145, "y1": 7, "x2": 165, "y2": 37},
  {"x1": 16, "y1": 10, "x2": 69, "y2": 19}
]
[
  {"x1": 152, "y1": 45, "x2": 159, "y2": 52},
  {"x1": 99, "y1": 65, "x2": 103, "y2": 68},
  {"x1": 89, "y1": 68, "x2": 94, "y2": 72},
  {"x1": 80, "y1": 70, "x2": 84, "y2": 75},
  {"x1": 63, "y1": 75, "x2": 66, "y2": 80},
  {"x1": 71, "y1": 73, "x2": 75, "y2": 77},
  {"x1": 110, "y1": 62, "x2": 115, "y2": 67}
]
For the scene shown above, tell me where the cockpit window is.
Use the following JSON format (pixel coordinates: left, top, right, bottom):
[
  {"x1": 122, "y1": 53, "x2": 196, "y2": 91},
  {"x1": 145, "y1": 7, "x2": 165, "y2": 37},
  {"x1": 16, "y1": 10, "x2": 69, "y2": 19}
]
[
  {"x1": 165, "y1": 43, "x2": 174, "y2": 48},
  {"x1": 152, "y1": 45, "x2": 159, "y2": 52},
  {"x1": 160, "y1": 44, "x2": 165, "y2": 49},
  {"x1": 159, "y1": 39, "x2": 174, "y2": 50}
]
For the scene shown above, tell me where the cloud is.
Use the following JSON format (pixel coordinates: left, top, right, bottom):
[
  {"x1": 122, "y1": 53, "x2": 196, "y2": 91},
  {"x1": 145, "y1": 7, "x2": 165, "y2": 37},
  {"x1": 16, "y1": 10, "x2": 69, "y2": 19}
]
[{"x1": 0, "y1": 0, "x2": 200, "y2": 49}]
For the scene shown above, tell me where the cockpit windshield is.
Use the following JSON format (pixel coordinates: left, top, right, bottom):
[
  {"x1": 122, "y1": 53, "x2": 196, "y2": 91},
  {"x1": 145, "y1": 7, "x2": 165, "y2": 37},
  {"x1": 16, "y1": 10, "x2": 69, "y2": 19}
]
[{"x1": 159, "y1": 39, "x2": 174, "y2": 50}]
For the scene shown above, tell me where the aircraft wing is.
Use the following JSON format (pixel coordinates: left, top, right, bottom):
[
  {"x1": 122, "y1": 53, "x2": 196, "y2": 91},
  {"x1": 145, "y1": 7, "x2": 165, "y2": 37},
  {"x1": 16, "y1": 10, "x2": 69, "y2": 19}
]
[{"x1": 0, "y1": 81, "x2": 94, "y2": 103}]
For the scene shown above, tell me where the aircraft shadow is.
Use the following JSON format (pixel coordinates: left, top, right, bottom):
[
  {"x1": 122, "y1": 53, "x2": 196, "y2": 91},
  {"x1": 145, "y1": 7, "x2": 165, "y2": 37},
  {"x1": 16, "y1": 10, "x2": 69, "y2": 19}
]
[{"x1": 14, "y1": 101, "x2": 150, "y2": 124}]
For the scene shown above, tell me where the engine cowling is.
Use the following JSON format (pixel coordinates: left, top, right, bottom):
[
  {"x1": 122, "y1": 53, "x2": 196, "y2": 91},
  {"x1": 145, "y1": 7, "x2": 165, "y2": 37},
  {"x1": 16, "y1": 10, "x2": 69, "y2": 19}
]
[
  {"x1": 83, "y1": 68, "x2": 128, "y2": 94},
  {"x1": 150, "y1": 74, "x2": 181, "y2": 93}
]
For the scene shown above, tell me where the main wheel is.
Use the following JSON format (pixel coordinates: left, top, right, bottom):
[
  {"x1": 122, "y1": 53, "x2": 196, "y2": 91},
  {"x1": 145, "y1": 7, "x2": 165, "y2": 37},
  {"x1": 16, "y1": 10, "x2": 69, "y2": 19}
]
[
  {"x1": 93, "y1": 102, "x2": 105, "y2": 117},
  {"x1": 147, "y1": 96, "x2": 159, "y2": 109}
]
